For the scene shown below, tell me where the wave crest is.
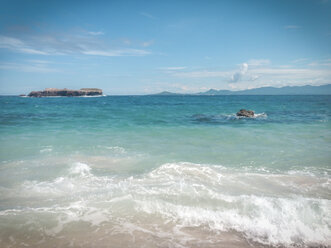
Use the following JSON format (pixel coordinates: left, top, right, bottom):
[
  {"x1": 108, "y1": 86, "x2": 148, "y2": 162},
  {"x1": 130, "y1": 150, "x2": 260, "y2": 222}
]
[
  {"x1": 1, "y1": 161, "x2": 330, "y2": 247},
  {"x1": 191, "y1": 112, "x2": 268, "y2": 124}
]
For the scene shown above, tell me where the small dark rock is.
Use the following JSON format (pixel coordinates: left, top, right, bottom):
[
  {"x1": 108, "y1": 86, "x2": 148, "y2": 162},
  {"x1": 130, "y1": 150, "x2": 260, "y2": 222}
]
[{"x1": 236, "y1": 109, "x2": 255, "y2": 117}]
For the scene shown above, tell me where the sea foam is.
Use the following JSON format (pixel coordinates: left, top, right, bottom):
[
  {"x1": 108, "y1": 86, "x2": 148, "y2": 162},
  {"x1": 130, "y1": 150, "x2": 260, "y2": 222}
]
[{"x1": 1, "y1": 161, "x2": 329, "y2": 247}]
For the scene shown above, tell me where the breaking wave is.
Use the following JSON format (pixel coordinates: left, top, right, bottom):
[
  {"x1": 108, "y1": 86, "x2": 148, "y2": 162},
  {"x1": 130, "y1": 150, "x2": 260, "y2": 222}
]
[
  {"x1": 191, "y1": 112, "x2": 268, "y2": 124},
  {"x1": 1, "y1": 162, "x2": 330, "y2": 247}
]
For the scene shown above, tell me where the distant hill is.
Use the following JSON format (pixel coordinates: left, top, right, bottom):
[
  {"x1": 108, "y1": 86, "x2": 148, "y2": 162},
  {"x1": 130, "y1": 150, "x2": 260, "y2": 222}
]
[
  {"x1": 198, "y1": 84, "x2": 331, "y2": 95},
  {"x1": 153, "y1": 91, "x2": 183, "y2": 96},
  {"x1": 154, "y1": 84, "x2": 331, "y2": 95}
]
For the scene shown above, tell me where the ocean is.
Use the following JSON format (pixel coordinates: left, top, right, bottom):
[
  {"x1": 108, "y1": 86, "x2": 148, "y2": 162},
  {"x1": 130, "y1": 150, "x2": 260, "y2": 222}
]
[{"x1": 0, "y1": 95, "x2": 330, "y2": 248}]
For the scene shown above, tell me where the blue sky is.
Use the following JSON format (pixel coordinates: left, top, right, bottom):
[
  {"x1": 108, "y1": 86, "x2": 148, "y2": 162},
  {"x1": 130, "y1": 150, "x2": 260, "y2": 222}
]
[{"x1": 0, "y1": 0, "x2": 330, "y2": 95}]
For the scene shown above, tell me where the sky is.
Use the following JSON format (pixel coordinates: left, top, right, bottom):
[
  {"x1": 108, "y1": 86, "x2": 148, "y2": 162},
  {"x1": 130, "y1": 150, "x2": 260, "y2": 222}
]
[{"x1": 0, "y1": 0, "x2": 330, "y2": 95}]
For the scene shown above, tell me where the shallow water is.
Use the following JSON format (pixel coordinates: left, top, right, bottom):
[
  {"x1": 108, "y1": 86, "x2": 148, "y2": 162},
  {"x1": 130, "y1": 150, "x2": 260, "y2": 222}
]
[{"x1": 0, "y1": 95, "x2": 330, "y2": 247}]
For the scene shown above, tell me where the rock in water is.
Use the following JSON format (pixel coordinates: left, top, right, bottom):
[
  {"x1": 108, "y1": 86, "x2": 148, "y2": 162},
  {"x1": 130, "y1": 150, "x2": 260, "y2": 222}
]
[
  {"x1": 27, "y1": 88, "x2": 103, "y2": 97},
  {"x1": 236, "y1": 109, "x2": 255, "y2": 117}
]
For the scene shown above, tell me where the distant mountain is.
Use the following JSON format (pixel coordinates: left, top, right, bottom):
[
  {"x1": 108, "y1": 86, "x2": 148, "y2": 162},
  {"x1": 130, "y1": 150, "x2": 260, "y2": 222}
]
[
  {"x1": 198, "y1": 84, "x2": 331, "y2": 95},
  {"x1": 154, "y1": 84, "x2": 331, "y2": 95},
  {"x1": 199, "y1": 89, "x2": 232, "y2": 95},
  {"x1": 153, "y1": 91, "x2": 182, "y2": 96}
]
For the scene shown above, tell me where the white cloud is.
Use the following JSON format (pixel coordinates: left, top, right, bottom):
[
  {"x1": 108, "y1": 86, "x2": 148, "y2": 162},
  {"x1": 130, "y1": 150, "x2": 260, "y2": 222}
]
[
  {"x1": 143, "y1": 82, "x2": 211, "y2": 94},
  {"x1": 146, "y1": 61, "x2": 331, "y2": 92},
  {"x1": 229, "y1": 63, "x2": 248, "y2": 83},
  {"x1": 82, "y1": 48, "x2": 150, "y2": 56},
  {"x1": 250, "y1": 67, "x2": 331, "y2": 77},
  {"x1": 0, "y1": 34, "x2": 151, "y2": 57},
  {"x1": 168, "y1": 59, "x2": 331, "y2": 89},
  {"x1": 173, "y1": 70, "x2": 231, "y2": 78},
  {"x1": 0, "y1": 35, "x2": 49, "y2": 55},
  {"x1": 250, "y1": 75, "x2": 259, "y2": 81},
  {"x1": 28, "y1": 59, "x2": 51, "y2": 64},
  {"x1": 87, "y1": 31, "x2": 104, "y2": 36},
  {"x1": 140, "y1": 12, "x2": 156, "y2": 20},
  {"x1": 0, "y1": 62, "x2": 58, "y2": 73},
  {"x1": 291, "y1": 58, "x2": 308, "y2": 64},
  {"x1": 247, "y1": 59, "x2": 270, "y2": 66},
  {"x1": 142, "y1": 40, "x2": 154, "y2": 47},
  {"x1": 234, "y1": 66, "x2": 331, "y2": 89},
  {"x1": 172, "y1": 60, "x2": 269, "y2": 82},
  {"x1": 308, "y1": 58, "x2": 331, "y2": 67},
  {"x1": 169, "y1": 83, "x2": 210, "y2": 93},
  {"x1": 159, "y1": 66, "x2": 187, "y2": 70},
  {"x1": 122, "y1": 38, "x2": 131, "y2": 45}
]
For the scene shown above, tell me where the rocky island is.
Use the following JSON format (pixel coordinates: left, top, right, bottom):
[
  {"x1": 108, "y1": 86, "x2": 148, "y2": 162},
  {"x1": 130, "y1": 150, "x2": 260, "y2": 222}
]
[{"x1": 27, "y1": 88, "x2": 103, "y2": 97}]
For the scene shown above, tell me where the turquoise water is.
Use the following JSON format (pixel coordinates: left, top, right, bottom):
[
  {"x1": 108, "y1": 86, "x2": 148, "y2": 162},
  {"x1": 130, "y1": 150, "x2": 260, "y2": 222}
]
[{"x1": 0, "y1": 95, "x2": 330, "y2": 247}]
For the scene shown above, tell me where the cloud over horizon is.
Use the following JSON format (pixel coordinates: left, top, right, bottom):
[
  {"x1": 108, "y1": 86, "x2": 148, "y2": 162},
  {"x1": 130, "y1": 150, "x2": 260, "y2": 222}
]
[
  {"x1": 163, "y1": 58, "x2": 331, "y2": 92},
  {"x1": 230, "y1": 63, "x2": 248, "y2": 83}
]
